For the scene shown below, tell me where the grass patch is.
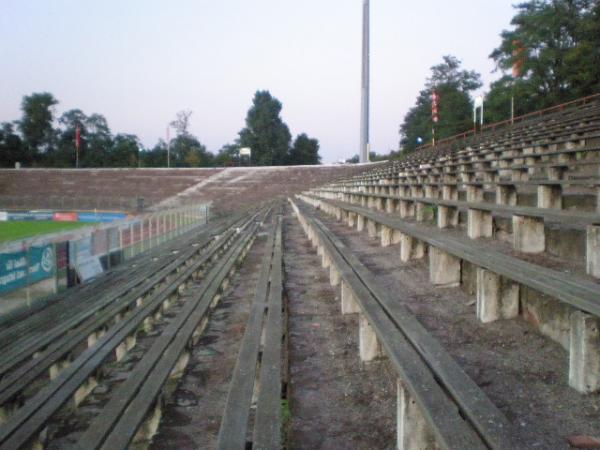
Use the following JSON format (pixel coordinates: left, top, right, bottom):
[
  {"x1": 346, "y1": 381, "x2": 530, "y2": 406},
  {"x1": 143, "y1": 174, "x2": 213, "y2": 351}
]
[{"x1": 0, "y1": 221, "x2": 92, "y2": 243}]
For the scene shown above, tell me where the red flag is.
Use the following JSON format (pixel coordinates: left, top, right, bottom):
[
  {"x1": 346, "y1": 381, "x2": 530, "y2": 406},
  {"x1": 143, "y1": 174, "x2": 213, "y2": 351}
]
[
  {"x1": 75, "y1": 125, "x2": 81, "y2": 150},
  {"x1": 512, "y1": 40, "x2": 525, "y2": 78}
]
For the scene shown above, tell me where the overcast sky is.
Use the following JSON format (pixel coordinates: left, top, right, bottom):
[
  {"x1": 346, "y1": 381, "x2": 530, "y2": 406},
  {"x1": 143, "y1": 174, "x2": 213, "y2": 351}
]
[{"x1": 0, "y1": 0, "x2": 516, "y2": 163}]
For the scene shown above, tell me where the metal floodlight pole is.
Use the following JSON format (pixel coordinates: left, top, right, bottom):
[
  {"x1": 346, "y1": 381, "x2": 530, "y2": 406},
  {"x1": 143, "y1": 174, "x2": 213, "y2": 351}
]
[{"x1": 359, "y1": 0, "x2": 370, "y2": 163}]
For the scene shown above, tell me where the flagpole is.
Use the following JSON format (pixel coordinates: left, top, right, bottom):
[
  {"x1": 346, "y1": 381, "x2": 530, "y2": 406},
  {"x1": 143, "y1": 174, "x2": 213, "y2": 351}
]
[
  {"x1": 75, "y1": 125, "x2": 81, "y2": 169},
  {"x1": 166, "y1": 126, "x2": 171, "y2": 168}
]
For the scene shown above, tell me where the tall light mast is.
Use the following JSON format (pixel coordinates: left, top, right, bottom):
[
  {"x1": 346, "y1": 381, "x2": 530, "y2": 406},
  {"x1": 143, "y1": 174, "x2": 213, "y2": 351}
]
[{"x1": 359, "y1": 0, "x2": 370, "y2": 163}]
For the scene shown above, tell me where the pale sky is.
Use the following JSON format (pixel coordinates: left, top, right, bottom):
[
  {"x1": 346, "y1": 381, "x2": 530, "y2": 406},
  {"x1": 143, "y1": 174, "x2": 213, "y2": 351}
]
[{"x1": 0, "y1": 1, "x2": 516, "y2": 163}]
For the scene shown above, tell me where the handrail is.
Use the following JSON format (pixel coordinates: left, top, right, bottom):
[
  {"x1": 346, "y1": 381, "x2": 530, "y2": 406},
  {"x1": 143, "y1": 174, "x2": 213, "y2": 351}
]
[{"x1": 413, "y1": 92, "x2": 600, "y2": 153}]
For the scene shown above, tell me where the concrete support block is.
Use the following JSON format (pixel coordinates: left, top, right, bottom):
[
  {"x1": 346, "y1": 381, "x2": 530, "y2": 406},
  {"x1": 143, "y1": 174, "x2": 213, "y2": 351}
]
[
  {"x1": 415, "y1": 203, "x2": 433, "y2": 222},
  {"x1": 467, "y1": 209, "x2": 493, "y2": 239},
  {"x1": 437, "y1": 205, "x2": 458, "y2": 229},
  {"x1": 330, "y1": 265, "x2": 341, "y2": 287},
  {"x1": 587, "y1": 225, "x2": 600, "y2": 278},
  {"x1": 357, "y1": 214, "x2": 365, "y2": 232},
  {"x1": 442, "y1": 185, "x2": 458, "y2": 201},
  {"x1": 547, "y1": 166, "x2": 566, "y2": 180},
  {"x1": 359, "y1": 315, "x2": 382, "y2": 362},
  {"x1": 538, "y1": 184, "x2": 562, "y2": 209},
  {"x1": 348, "y1": 212, "x2": 357, "y2": 228},
  {"x1": 169, "y1": 351, "x2": 191, "y2": 380},
  {"x1": 513, "y1": 215, "x2": 545, "y2": 253},
  {"x1": 399, "y1": 201, "x2": 411, "y2": 218},
  {"x1": 466, "y1": 185, "x2": 484, "y2": 203},
  {"x1": 569, "y1": 311, "x2": 600, "y2": 394},
  {"x1": 392, "y1": 230, "x2": 404, "y2": 245},
  {"x1": 397, "y1": 380, "x2": 439, "y2": 450},
  {"x1": 321, "y1": 252, "x2": 331, "y2": 269},
  {"x1": 496, "y1": 185, "x2": 517, "y2": 206},
  {"x1": 367, "y1": 219, "x2": 379, "y2": 238},
  {"x1": 133, "y1": 400, "x2": 163, "y2": 444},
  {"x1": 341, "y1": 282, "x2": 361, "y2": 315},
  {"x1": 476, "y1": 268, "x2": 519, "y2": 323},
  {"x1": 386, "y1": 198, "x2": 396, "y2": 214},
  {"x1": 381, "y1": 225, "x2": 393, "y2": 247},
  {"x1": 74, "y1": 376, "x2": 98, "y2": 407},
  {"x1": 429, "y1": 247, "x2": 461, "y2": 287},
  {"x1": 375, "y1": 197, "x2": 384, "y2": 211},
  {"x1": 400, "y1": 234, "x2": 425, "y2": 262}
]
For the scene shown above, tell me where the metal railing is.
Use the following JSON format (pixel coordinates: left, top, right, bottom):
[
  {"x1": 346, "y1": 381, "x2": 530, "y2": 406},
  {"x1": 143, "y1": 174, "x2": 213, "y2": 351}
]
[{"x1": 0, "y1": 203, "x2": 210, "y2": 321}]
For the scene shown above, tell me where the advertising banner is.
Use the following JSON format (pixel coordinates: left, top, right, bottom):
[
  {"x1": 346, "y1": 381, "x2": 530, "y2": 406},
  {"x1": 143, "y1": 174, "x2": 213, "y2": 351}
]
[
  {"x1": 0, "y1": 245, "x2": 55, "y2": 294},
  {"x1": 53, "y1": 212, "x2": 79, "y2": 222},
  {"x1": 78, "y1": 212, "x2": 127, "y2": 223}
]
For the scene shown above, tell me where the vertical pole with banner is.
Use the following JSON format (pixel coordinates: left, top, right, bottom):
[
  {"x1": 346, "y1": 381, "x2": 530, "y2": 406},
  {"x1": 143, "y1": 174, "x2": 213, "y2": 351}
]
[
  {"x1": 431, "y1": 90, "x2": 440, "y2": 147},
  {"x1": 512, "y1": 40, "x2": 525, "y2": 124}
]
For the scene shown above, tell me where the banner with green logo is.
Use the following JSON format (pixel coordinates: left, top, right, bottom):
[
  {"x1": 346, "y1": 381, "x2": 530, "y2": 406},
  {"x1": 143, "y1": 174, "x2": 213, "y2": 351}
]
[{"x1": 0, "y1": 245, "x2": 55, "y2": 294}]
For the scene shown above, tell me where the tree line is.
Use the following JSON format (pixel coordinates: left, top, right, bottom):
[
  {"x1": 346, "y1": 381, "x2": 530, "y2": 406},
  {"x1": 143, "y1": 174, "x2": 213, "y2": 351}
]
[
  {"x1": 0, "y1": 90, "x2": 321, "y2": 168},
  {"x1": 399, "y1": 0, "x2": 600, "y2": 152}
]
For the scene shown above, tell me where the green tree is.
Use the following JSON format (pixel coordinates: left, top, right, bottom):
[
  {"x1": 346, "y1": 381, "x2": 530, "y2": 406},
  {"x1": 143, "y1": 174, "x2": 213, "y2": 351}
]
[
  {"x1": 140, "y1": 140, "x2": 168, "y2": 167},
  {"x1": 170, "y1": 134, "x2": 212, "y2": 167},
  {"x1": 399, "y1": 56, "x2": 482, "y2": 152},
  {"x1": 238, "y1": 91, "x2": 292, "y2": 166},
  {"x1": 110, "y1": 134, "x2": 140, "y2": 167},
  {"x1": 488, "y1": 0, "x2": 600, "y2": 118},
  {"x1": 287, "y1": 134, "x2": 321, "y2": 165},
  {"x1": 214, "y1": 143, "x2": 240, "y2": 166},
  {"x1": 0, "y1": 122, "x2": 25, "y2": 167},
  {"x1": 18, "y1": 92, "x2": 58, "y2": 161}
]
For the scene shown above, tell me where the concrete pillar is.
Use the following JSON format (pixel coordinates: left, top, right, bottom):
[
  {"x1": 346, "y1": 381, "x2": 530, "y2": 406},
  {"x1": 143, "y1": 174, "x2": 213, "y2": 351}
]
[
  {"x1": 400, "y1": 234, "x2": 425, "y2": 263},
  {"x1": 415, "y1": 203, "x2": 433, "y2": 222},
  {"x1": 392, "y1": 230, "x2": 403, "y2": 245},
  {"x1": 399, "y1": 200, "x2": 411, "y2": 218},
  {"x1": 322, "y1": 252, "x2": 331, "y2": 269},
  {"x1": 429, "y1": 247, "x2": 461, "y2": 287},
  {"x1": 375, "y1": 197, "x2": 384, "y2": 211},
  {"x1": 547, "y1": 166, "x2": 566, "y2": 180},
  {"x1": 442, "y1": 185, "x2": 458, "y2": 201},
  {"x1": 359, "y1": 315, "x2": 382, "y2": 362},
  {"x1": 466, "y1": 184, "x2": 484, "y2": 203},
  {"x1": 476, "y1": 268, "x2": 519, "y2": 323},
  {"x1": 587, "y1": 225, "x2": 600, "y2": 278},
  {"x1": 569, "y1": 311, "x2": 600, "y2": 394},
  {"x1": 467, "y1": 209, "x2": 493, "y2": 239},
  {"x1": 538, "y1": 184, "x2": 562, "y2": 209},
  {"x1": 348, "y1": 212, "x2": 357, "y2": 228},
  {"x1": 513, "y1": 215, "x2": 545, "y2": 253},
  {"x1": 397, "y1": 380, "x2": 439, "y2": 450},
  {"x1": 330, "y1": 265, "x2": 341, "y2": 287},
  {"x1": 381, "y1": 225, "x2": 393, "y2": 247},
  {"x1": 367, "y1": 219, "x2": 379, "y2": 238},
  {"x1": 437, "y1": 205, "x2": 458, "y2": 229},
  {"x1": 341, "y1": 282, "x2": 361, "y2": 314},
  {"x1": 357, "y1": 215, "x2": 365, "y2": 232},
  {"x1": 496, "y1": 185, "x2": 517, "y2": 206},
  {"x1": 386, "y1": 198, "x2": 396, "y2": 214}
]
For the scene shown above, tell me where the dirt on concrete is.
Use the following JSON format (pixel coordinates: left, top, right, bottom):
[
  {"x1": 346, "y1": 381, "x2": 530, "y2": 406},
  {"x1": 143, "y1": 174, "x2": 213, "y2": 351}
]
[
  {"x1": 312, "y1": 205, "x2": 600, "y2": 449},
  {"x1": 283, "y1": 206, "x2": 396, "y2": 450}
]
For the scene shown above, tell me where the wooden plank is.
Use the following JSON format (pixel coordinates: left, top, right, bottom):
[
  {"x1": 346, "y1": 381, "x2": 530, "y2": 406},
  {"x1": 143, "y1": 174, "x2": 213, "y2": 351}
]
[
  {"x1": 253, "y1": 217, "x2": 283, "y2": 450},
  {"x1": 298, "y1": 205, "x2": 487, "y2": 449},
  {"x1": 308, "y1": 212, "x2": 517, "y2": 449},
  {"x1": 77, "y1": 221, "x2": 260, "y2": 450},
  {"x1": 0, "y1": 221, "x2": 254, "y2": 450},
  {"x1": 310, "y1": 196, "x2": 600, "y2": 317},
  {"x1": 216, "y1": 221, "x2": 278, "y2": 450}
]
